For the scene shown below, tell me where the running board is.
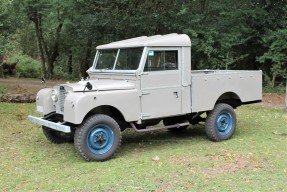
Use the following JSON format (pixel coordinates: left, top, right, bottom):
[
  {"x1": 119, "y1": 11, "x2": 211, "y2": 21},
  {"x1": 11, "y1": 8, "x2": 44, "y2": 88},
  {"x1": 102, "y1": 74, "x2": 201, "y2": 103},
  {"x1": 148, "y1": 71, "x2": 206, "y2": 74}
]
[{"x1": 130, "y1": 122, "x2": 189, "y2": 133}]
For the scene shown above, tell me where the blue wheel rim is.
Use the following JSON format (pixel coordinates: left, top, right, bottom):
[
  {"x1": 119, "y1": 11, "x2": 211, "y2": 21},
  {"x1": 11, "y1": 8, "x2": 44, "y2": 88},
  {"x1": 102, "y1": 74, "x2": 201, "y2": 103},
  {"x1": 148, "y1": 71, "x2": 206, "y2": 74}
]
[
  {"x1": 216, "y1": 112, "x2": 233, "y2": 136},
  {"x1": 87, "y1": 125, "x2": 114, "y2": 155}
]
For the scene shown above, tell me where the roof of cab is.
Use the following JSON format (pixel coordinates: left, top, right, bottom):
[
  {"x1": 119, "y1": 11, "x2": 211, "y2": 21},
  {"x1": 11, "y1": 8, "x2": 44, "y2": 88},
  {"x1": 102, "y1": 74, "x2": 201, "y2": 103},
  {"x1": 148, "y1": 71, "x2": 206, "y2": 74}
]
[{"x1": 96, "y1": 33, "x2": 191, "y2": 49}]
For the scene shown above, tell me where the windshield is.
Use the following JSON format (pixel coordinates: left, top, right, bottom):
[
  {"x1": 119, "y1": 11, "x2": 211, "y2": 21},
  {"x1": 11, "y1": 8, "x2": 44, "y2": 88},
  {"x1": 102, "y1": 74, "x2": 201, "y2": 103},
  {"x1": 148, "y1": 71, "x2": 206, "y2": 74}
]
[{"x1": 95, "y1": 47, "x2": 143, "y2": 70}]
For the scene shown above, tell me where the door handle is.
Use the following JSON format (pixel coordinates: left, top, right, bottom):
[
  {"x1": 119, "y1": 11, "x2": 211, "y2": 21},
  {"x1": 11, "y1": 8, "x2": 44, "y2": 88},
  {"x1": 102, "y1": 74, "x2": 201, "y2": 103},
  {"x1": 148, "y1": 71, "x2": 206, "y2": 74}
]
[{"x1": 173, "y1": 91, "x2": 178, "y2": 98}]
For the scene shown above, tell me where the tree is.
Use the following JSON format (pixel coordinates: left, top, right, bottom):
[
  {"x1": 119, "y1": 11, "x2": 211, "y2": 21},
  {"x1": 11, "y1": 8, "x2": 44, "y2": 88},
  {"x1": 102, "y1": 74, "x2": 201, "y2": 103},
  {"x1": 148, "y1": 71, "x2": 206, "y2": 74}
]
[
  {"x1": 2, "y1": 0, "x2": 286, "y2": 82},
  {"x1": 12, "y1": 0, "x2": 72, "y2": 78},
  {"x1": 257, "y1": 29, "x2": 287, "y2": 87},
  {"x1": 17, "y1": 0, "x2": 48, "y2": 78},
  {"x1": 0, "y1": 0, "x2": 17, "y2": 63}
]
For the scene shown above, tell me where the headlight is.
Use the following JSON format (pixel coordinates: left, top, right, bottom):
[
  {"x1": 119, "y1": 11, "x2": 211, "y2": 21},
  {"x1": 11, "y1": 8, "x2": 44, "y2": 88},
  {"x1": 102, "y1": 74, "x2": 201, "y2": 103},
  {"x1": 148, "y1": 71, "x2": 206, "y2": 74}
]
[
  {"x1": 51, "y1": 89, "x2": 58, "y2": 102},
  {"x1": 51, "y1": 94, "x2": 58, "y2": 102}
]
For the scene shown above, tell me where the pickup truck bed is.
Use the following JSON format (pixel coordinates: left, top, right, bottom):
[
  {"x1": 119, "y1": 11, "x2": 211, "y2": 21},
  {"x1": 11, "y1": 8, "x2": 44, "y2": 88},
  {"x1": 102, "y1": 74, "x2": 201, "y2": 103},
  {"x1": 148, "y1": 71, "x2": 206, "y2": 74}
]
[{"x1": 191, "y1": 70, "x2": 262, "y2": 112}]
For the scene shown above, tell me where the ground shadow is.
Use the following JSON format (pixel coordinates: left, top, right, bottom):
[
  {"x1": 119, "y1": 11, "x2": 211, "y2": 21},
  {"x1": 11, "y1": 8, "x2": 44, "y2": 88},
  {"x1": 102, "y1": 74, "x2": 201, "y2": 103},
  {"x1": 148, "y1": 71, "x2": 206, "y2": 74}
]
[{"x1": 117, "y1": 125, "x2": 208, "y2": 157}]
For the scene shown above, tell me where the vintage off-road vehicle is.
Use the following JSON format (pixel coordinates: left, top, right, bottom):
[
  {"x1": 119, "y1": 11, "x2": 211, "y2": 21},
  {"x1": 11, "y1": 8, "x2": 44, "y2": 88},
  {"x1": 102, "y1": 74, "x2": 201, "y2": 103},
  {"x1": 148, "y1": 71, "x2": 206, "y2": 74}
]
[{"x1": 29, "y1": 34, "x2": 262, "y2": 161}]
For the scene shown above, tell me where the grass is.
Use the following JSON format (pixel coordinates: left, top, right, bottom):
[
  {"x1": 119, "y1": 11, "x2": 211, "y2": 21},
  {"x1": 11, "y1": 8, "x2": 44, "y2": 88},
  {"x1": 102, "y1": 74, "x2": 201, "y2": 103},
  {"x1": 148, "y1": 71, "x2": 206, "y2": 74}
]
[{"x1": 0, "y1": 103, "x2": 286, "y2": 191}]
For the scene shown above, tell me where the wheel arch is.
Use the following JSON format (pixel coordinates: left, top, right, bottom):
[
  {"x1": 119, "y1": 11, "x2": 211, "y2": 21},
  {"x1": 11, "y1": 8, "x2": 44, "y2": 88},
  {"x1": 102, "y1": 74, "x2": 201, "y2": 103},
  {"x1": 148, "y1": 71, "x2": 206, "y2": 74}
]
[
  {"x1": 84, "y1": 105, "x2": 128, "y2": 129},
  {"x1": 216, "y1": 92, "x2": 242, "y2": 108}
]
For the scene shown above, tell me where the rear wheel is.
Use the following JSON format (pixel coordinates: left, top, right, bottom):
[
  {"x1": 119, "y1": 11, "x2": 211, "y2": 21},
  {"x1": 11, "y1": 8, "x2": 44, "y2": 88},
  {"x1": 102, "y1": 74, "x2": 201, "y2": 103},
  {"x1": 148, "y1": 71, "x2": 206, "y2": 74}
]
[
  {"x1": 205, "y1": 103, "x2": 236, "y2": 141},
  {"x1": 74, "y1": 114, "x2": 121, "y2": 161}
]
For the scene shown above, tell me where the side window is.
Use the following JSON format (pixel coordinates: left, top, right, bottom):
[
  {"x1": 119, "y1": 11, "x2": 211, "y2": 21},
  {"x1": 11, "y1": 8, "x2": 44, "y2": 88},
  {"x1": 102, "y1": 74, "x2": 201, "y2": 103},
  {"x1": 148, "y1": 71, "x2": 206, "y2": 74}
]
[{"x1": 144, "y1": 50, "x2": 178, "y2": 71}]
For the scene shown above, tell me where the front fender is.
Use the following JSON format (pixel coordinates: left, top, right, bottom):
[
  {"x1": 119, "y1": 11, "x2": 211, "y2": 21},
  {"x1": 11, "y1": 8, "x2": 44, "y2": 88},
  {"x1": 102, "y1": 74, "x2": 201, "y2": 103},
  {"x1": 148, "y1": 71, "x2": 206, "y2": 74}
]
[{"x1": 63, "y1": 90, "x2": 140, "y2": 124}]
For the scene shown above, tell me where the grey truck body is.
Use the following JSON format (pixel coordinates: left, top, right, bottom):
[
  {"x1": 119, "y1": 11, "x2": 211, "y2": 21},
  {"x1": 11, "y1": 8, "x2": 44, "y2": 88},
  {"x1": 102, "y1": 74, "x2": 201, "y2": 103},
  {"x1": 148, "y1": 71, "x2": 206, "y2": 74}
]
[{"x1": 29, "y1": 33, "x2": 262, "y2": 133}]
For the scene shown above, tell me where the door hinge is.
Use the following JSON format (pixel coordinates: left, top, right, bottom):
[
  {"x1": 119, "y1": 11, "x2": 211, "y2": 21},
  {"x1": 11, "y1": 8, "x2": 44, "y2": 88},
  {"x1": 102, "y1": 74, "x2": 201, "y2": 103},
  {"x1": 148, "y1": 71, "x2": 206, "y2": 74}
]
[
  {"x1": 182, "y1": 82, "x2": 191, "y2": 87},
  {"x1": 139, "y1": 91, "x2": 150, "y2": 97},
  {"x1": 140, "y1": 113, "x2": 151, "y2": 119}
]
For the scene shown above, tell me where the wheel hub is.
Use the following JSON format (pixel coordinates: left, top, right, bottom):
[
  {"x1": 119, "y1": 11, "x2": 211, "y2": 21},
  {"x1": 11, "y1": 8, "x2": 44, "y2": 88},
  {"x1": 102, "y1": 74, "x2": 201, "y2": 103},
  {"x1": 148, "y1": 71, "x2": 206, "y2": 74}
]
[
  {"x1": 87, "y1": 126, "x2": 114, "y2": 155},
  {"x1": 95, "y1": 134, "x2": 106, "y2": 145},
  {"x1": 220, "y1": 119, "x2": 227, "y2": 127},
  {"x1": 216, "y1": 112, "x2": 232, "y2": 135}
]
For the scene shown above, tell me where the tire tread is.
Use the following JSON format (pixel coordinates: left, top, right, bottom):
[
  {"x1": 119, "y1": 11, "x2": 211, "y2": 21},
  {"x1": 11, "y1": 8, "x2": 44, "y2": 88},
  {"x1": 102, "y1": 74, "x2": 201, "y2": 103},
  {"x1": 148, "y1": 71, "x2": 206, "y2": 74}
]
[
  {"x1": 205, "y1": 103, "x2": 236, "y2": 142},
  {"x1": 74, "y1": 114, "x2": 121, "y2": 161},
  {"x1": 42, "y1": 126, "x2": 73, "y2": 144}
]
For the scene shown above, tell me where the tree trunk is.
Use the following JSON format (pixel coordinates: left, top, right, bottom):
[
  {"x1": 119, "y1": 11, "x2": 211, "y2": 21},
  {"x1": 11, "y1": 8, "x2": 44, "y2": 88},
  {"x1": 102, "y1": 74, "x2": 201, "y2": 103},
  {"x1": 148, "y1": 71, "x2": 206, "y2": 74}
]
[
  {"x1": 200, "y1": 0, "x2": 210, "y2": 14},
  {"x1": 67, "y1": 50, "x2": 73, "y2": 75},
  {"x1": 0, "y1": 65, "x2": 4, "y2": 78},
  {"x1": 27, "y1": 6, "x2": 46, "y2": 78},
  {"x1": 79, "y1": 38, "x2": 93, "y2": 79},
  {"x1": 271, "y1": 74, "x2": 276, "y2": 88},
  {"x1": 33, "y1": 14, "x2": 46, "y2": 78},
  {"x1": 45, "y1": 23, "x2": 63, "y2": 79},
  {"x1": 285, "y1": 79, "x2": 287, "y2": 112}
]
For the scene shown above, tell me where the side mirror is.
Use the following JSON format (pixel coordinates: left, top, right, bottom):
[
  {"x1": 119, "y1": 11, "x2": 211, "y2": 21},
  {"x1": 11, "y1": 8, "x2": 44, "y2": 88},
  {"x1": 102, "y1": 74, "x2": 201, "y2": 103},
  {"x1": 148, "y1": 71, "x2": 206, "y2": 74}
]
[
  {"x1": 86, "y1": 82, "x2": 93, "y2": 90},
  {"x1": 41, "y1": 77, "x2": 46, "y2": 88},
  {"x1": 83, "y1": 82, "x2": 93, "y2": 92}
]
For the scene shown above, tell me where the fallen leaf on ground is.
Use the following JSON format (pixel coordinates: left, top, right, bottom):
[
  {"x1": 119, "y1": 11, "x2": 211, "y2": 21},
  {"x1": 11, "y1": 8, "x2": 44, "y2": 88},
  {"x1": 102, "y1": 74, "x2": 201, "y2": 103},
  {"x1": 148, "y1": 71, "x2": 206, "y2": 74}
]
[{"x1": 152, "y1": 156, "x2": 160, "y2": 161}]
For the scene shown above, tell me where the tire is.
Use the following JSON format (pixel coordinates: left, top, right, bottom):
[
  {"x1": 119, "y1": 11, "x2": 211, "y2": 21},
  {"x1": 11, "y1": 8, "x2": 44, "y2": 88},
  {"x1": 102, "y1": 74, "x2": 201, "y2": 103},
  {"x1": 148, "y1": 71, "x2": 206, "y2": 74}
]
[
  {"x1": 205, "y1": 103, "x2": 236, "y2": 141},
  {"x1": 74, "y1": 114, "x2": 121, "y2": 161},
  {"x1": 42, "y1": 126, "x2": 74, "y2": 144},
  {"x1": 163, "y1": 118, "x2": 188, "y2": 134}
]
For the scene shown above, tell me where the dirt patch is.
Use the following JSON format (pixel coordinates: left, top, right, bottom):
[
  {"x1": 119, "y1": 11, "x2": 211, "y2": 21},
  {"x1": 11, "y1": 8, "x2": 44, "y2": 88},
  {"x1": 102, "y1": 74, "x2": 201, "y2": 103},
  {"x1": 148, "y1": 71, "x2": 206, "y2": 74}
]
[
  {"x1": 0, "y1": 77, "x2": 65, "y2": 90},
  {"x1": 260, "y1": 93, "x2": 286, "y2": 109},
  {"x1": 200, "y1": 153, "x2": 259, "y2": 176},
  {"x1": 170, "y1": 153, "x2": 271, "y2": 176},
  {"x1": 0, "y1": 78, "x2": 67, "y2": 103}
]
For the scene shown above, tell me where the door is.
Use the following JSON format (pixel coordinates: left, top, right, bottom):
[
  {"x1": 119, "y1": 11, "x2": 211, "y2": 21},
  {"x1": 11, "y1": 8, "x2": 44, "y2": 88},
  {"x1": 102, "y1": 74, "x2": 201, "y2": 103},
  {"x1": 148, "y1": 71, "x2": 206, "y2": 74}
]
[{"x1": 140, "y1": 48, "x2": 182, "y2": 120}]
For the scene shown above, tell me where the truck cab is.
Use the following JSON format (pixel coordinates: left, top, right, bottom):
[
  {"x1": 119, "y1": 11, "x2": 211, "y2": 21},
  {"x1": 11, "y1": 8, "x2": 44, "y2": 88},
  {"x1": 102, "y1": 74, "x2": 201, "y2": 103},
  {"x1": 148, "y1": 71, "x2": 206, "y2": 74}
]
[{"x1": 29, "y1": 34, "x2": 262, "y2": 161}]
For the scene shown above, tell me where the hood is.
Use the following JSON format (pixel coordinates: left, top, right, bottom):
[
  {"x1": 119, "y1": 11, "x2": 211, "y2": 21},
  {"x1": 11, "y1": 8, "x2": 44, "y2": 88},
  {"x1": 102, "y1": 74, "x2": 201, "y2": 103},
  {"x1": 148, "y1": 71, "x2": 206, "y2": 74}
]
[{"x1": 63, "y1": 79, "x2": 135, "y2": 92}]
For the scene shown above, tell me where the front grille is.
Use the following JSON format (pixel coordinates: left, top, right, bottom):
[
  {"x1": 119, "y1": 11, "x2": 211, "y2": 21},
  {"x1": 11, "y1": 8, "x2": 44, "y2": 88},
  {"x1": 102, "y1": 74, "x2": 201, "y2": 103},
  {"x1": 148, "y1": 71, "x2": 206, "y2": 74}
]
[{"x1": 56, "y1": 86, "x2": 66, "y2": 114}]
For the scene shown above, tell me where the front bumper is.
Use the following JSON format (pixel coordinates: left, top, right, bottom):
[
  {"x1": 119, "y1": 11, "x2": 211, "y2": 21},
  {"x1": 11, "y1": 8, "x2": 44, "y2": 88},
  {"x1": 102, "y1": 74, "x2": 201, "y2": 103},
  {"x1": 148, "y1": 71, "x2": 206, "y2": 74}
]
[{"x1": 28, "y1": 115, "x2": 71, "y2": 133}]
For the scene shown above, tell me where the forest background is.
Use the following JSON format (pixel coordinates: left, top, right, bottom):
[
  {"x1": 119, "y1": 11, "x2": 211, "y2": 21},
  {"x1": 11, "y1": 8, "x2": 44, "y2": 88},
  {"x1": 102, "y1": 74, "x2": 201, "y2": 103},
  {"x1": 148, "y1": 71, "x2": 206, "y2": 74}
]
[{"x1": 0, "y1": 0, "x2": 286, "y2": 89}]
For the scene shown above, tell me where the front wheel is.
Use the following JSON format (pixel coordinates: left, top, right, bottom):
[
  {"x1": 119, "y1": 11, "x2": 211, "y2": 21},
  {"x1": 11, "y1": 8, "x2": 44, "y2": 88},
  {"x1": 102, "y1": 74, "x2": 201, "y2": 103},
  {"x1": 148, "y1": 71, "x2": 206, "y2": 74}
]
[
  {"x1": 42, "y1": 126, "x2": 74, "y2": 144},
  {"x1": 74, "y1": 114, "x2": 121, "y2": 161},
  {"x1": 205, "y1": 103, "x2": 236, "y2": 141}
]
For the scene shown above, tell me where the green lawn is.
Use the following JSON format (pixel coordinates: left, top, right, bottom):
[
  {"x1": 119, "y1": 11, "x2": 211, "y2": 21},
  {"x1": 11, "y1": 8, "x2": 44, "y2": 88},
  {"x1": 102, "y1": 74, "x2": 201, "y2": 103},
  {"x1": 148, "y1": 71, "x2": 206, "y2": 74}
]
[{"x1": 0, "y1": 103, "x2": 286, "y2": 191}]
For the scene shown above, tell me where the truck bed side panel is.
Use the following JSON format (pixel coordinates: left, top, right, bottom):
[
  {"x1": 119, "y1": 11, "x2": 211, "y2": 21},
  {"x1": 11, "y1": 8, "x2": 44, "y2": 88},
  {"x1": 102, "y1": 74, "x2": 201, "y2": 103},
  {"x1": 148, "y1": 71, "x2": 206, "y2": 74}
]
[{"x1": 191, "y1": 71, "x2": 262, "y2": 112}]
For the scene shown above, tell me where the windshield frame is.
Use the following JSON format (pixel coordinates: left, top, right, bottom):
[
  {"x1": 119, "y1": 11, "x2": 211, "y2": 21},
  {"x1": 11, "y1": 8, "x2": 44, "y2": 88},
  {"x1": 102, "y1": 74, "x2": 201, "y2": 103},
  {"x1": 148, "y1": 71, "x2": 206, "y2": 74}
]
[{"x1": 91, "y1": 47, "x2": 144, "y2": 73}]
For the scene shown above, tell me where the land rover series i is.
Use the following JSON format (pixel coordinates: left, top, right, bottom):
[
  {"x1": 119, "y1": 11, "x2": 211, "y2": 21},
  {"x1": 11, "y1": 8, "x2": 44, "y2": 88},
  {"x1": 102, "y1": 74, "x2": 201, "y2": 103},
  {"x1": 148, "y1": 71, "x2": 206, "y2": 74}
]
[{"x1": 29, "y1": 34, "x2": 262, "y2": 161}]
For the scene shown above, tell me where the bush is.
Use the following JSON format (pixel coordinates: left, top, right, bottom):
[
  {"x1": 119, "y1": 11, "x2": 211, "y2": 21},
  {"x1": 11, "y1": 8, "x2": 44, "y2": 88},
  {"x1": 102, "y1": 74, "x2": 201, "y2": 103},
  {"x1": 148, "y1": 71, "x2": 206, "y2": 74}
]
[
  {"x1": 53, "y1": 65, "x2": 78, "y2": 80},
  {"x1": 8, "y1": 54, "x2": 40, "y2": 78},
  {"x1": 263, "y1": 82, "x2": 286, "y2": 94},
  {"x1": 0, "y1": 86, "x2": 7, "y2": 94},
  {"x1": 263, "y1": 86, "x2": 285, "y2": 94}
]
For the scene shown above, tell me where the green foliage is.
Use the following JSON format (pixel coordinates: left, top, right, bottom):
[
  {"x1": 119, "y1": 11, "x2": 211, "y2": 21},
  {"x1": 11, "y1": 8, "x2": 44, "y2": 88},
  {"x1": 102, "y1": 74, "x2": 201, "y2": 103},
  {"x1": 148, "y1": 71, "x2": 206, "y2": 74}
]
[
  {"x1": 1, "y1": 0, "x2": 286, "y2": 82},
  {"x1": 0, "y1": 35, "x2": 7, "y2": 60},
  {"x1": 0, "y1": 86, "x2": 6, "y2": 94},
  {"x1": 8, "y1": 54, "x2": 40, "y2": 78},
  {"x1": 257, "y1": 29, "x2": 287, "y2": 87},
  {"x1": 263, "y1": 84, "x2": 286, "y2": 94},
  {"x1": 53, "y1": 65, "x2": 77, "y2": 80},
  {"x1": 0, "y1": 0, "x2": 16, "y2": 61}
]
